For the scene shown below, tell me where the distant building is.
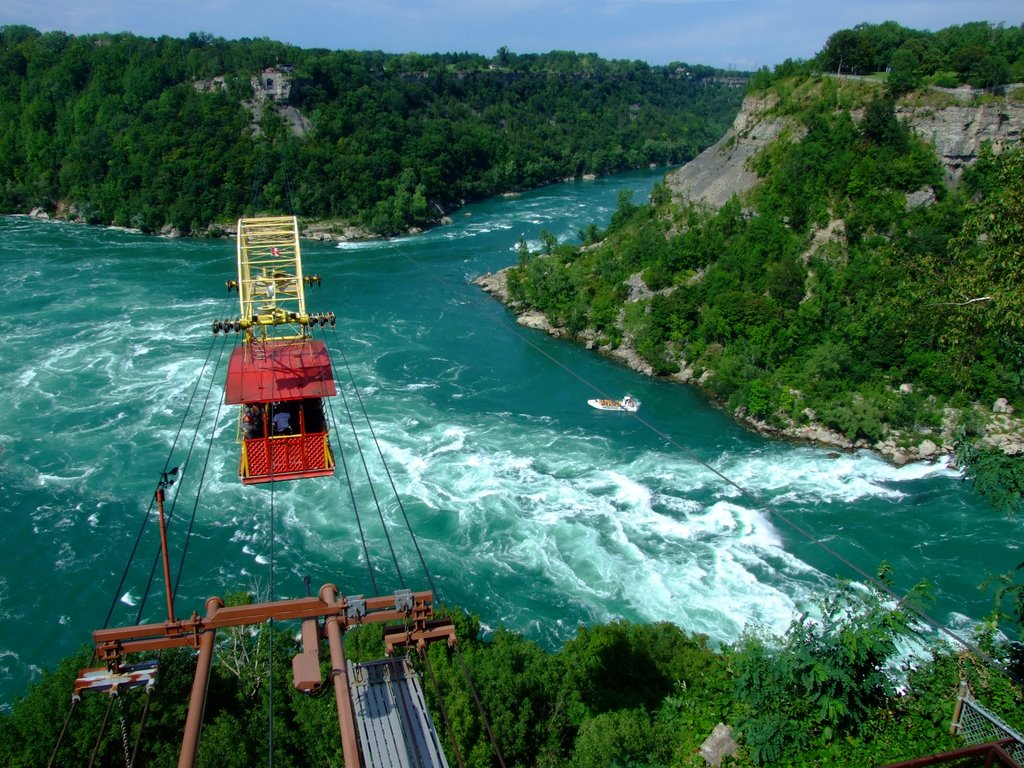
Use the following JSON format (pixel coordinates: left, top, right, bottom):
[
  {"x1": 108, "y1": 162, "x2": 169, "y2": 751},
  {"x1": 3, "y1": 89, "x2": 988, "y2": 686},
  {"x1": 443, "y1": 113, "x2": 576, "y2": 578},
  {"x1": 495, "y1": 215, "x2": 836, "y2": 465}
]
[{"x1": 253, "y1": 67, "x2": 292, "y2": 103}]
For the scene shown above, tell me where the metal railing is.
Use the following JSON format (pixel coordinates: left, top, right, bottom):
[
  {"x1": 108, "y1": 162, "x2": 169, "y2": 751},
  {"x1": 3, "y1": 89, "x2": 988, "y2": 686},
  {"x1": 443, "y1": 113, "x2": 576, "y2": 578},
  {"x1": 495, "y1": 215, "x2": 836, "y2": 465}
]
[{"x1": 953, "y1": 691, "x2": 1024, "y2": 765}]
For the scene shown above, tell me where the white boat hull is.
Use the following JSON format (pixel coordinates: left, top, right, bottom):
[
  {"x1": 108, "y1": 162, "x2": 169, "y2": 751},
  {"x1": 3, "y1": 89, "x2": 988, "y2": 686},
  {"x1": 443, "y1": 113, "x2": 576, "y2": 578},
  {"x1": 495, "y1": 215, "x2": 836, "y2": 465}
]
[{"x1": 587, "y1": 397, "x2": 639, "y2": 413}]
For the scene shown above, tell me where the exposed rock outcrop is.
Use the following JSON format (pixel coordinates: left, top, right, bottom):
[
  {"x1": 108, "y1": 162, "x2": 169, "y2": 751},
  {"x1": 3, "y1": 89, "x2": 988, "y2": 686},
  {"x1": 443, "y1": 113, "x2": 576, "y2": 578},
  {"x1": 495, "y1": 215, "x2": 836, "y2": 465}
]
[
  {"x1": 665, "y1": 93, "x2": 801, "y2": 208},
  {"x1": 901, "y1": 101, "x2": 1024, "y2": 184},
  {"x1": 667, "y1": 83, "x2": 1024, "y2": 207}
]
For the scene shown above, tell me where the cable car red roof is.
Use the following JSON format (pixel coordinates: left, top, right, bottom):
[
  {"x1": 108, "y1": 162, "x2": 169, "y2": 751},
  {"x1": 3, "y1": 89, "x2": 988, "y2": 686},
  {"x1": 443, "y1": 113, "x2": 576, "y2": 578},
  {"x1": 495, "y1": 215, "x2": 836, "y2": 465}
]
[{"x1": 225, "y1": 340, "x2": 337, "y2": 404}]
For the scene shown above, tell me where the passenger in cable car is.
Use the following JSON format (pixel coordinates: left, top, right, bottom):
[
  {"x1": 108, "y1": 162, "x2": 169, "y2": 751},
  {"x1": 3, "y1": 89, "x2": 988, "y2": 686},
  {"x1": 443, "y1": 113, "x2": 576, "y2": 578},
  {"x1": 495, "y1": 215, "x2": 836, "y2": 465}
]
[
  {"x1": 272, "y1": 409, "x2": 291, "y2": 434},
  {"x1": 242, "y1": 404, "x2": 264, "y2": 438}
]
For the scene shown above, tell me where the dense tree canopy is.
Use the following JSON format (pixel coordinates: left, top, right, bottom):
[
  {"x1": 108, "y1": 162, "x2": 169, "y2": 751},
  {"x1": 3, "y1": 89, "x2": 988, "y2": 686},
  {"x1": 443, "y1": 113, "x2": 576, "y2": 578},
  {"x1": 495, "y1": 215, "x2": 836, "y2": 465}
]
[
  {"x1": 0, "y1": 26, "x2": 744, "y2": 235},
  {"x1": 503, "y1": 44, "x2": 1024, "y2": 521},
  {"x1": 3, "y1": 589, "x2": 1021, "y2": 766},
  {"x1": 813, "y1": 20, "x2": 1024, "y2": 86}
]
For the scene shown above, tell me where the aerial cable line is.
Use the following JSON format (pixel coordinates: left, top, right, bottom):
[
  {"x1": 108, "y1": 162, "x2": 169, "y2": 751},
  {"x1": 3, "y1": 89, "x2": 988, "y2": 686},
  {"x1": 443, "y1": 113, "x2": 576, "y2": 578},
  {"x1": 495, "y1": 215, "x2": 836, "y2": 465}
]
[
  {"x1": 331, "y1": 329, "x2": 440, "y2": 596},
  {"x1": 454, "y1": 646, "x2": 507, "y2": 768},
  {"x1": 311, "y1": 328, "x2": 472, "y2": 762},
  {"x1": 389, "y1": 240, "x2": 1024, "y2": 687},
  {"x1": 171, "y1": 356, "x2": 230, "y2": 603},
  {"x1": 128, "y1": 685, "x2": 154, "y2": 767},
  {"x1": 248, "y1": 140, "x2": 270, "y2": 214},
  {"x1": 86, "y1": 694, "x2": 116, "y2": 768},
  {"x1": 134, "y1": 331, "x2": 231, "y2": 625},
  {"x1": 46, "y1": 697, "x2": 78, "y2": 768},
  {"x1": 330, "y1": 406, "x2": 382, "y2": 596},
  {"x1": 102, "y1": 304, "x2": 232, "y2": 630},
  {"x1": 281, "y1": 157, "x2": 298, "y2": 217},
  {"x1": 332, "y1": 357, "x2": 407, "y2": 590},
  {"x1": 421, "y1": 650, "x2": 467, "y2": 768},
  {"x1": 312, "y1": 326, "x2": 383, "y2": 594}
]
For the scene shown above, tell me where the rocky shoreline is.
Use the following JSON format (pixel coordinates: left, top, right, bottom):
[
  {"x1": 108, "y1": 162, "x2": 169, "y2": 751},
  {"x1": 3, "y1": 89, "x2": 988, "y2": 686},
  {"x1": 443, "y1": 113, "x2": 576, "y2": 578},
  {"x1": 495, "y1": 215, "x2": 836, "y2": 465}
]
[
  {"x1": 25, "y1": 206, "x2": 402, "y2": 244},
  {"x1": 474, "y1": 268, "x2": 1023, "y2": 467}
]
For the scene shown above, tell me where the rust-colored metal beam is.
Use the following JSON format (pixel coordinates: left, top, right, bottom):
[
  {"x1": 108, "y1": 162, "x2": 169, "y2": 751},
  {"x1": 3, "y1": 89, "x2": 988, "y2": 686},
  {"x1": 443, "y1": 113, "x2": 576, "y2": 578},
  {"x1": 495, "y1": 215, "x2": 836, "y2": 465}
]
[
  {"x1": 384, "y1": 618, "x2": 457, "y2": 654},
  {"x1": 156, "y1": 486, "x2": 176, "y2": 623},
  {"x1": 179, "y1": 597, "x2": 222, "y2": 768},
  {"x1": 879, "y1": 738, "x2": 1022, "y2": 768},
  {"x1": 322, "y1": 584, "x2": 361, "y2": 767},
  {"x1": 84, "y1": 583, "x2": 457, "y2": 767},
  {"x1": 92, "y1": 589, "x2": 439, "y2": 661}
]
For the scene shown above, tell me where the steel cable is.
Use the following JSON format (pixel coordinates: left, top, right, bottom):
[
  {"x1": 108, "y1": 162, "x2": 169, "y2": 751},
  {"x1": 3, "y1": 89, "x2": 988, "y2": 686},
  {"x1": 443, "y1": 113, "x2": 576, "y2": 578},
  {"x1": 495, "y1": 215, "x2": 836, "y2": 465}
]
[
  {"x1": 329, "y1": 330, "x2": 438, "y2": 595},
  {"x1": 102, "y1": 295, "x2": 234, "y2": 629},
  {"x1": 334, "y1": 367, "x2": 407, "y2": 590},
  {"x1": 314, "y1": 326, "x2": 382, "y2": 594},
  {"x1": 134, "y1": 331, "x2": 231, "y2": 625},
  {"x1": 46, "y1": 696, "x2": 78, "y2": 768},
  {"x1": 389, "y1": 240, "x2": 1024, "y2": 687}
]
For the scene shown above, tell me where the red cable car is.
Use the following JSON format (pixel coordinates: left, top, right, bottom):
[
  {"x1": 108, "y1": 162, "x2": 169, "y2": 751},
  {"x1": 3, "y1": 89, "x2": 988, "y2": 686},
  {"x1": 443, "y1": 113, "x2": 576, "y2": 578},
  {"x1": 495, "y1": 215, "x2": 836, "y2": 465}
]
[{"x1": 221, "y1": 216, "x2": 337, "y2": 484}]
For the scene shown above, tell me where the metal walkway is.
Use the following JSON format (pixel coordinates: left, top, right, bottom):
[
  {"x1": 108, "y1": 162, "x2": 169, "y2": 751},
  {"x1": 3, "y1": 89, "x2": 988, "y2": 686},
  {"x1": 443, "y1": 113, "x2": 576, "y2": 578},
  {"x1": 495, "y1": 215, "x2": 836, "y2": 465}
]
[{"x1": 350, "y1": 657, "x2": 450, "y2": 768}]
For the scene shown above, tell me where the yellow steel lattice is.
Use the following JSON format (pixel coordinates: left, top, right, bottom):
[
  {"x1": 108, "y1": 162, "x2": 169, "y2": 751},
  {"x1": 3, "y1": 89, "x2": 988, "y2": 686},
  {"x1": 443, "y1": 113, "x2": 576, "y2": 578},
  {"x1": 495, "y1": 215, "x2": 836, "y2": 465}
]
[{"x1": 236, "y1": 216, "x2": 308, "y2": 343}]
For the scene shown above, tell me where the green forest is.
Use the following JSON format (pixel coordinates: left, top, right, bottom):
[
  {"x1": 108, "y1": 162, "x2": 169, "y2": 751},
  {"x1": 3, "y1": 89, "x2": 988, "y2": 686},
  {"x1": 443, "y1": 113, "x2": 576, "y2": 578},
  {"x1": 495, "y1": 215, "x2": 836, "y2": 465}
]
[
  {"x1": 2, "y1": 19, "x2": 1024, "y2": 768},
  {"x1": 0, "y1": 26, "x2": 742, "y2": 235},
  {"x1": 503, "y1": 21, "x2": 1024, "y2": 516},
  {"x1": 4, "y1": 582, "x2": 1023, "y2": 767}
]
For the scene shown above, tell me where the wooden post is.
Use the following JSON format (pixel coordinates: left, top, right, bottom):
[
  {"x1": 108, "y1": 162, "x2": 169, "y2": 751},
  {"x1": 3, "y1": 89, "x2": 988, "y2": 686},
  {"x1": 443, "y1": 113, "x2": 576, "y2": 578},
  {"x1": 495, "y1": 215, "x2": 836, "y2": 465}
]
[{"x1": 950, "y1": 680, "x2": 970, "y2": 735}]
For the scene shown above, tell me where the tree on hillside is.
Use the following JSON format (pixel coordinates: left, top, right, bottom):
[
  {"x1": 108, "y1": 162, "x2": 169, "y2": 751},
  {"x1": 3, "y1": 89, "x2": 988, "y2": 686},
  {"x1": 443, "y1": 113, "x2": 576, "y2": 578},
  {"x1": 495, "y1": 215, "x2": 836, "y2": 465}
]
[
  {"x1": 943, "y1": 144, "x2": 1024, "y2": 363},
  {"x1": 886, "y1": 46, "x2": 922, "y2": 97},
  {"x1": 819, "y1": 28, "x2": 875, "y2": 74}
]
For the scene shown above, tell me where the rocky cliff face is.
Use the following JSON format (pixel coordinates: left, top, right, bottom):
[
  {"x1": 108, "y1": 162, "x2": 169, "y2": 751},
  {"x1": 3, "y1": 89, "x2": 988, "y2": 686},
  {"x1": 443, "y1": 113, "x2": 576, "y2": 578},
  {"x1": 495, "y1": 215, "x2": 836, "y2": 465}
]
[
  {"x1": 477, "y1": 82, "x2": 1024, "y2": 463},
  {"x1": 666, "y1": 83, "x2": 1024, "y2": 207},
  {"x1": 665, "y1": 93, "x2": 798, "y2": 209},
  {"x1": 901, "y1": 98, "x2": 1024, "y2": 184},
  {"x1": 657, "y1": 83, "x2": 1024, "y2": 462}
]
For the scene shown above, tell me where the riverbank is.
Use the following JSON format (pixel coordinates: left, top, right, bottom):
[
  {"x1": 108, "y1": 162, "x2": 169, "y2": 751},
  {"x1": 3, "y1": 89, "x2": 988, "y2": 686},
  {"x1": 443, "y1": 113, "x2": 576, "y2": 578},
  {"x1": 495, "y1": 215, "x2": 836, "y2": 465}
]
[
  {"x1": 25, "y1": 207, "x2": 394, "y2": 243},
  {"x1": 474, "y1": 267, "x2": 1024, "y2": 467}
]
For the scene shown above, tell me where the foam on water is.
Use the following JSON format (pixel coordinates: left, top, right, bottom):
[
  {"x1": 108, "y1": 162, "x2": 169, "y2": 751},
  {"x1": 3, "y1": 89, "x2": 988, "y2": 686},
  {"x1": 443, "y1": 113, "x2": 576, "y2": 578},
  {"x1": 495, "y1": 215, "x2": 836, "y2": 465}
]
[
  {"x1": 1, "y1": 177, "x2": 1020, "y2": 704},
  {"x1": 326, "y1": 409, "x2": 832, "y2": 645}
]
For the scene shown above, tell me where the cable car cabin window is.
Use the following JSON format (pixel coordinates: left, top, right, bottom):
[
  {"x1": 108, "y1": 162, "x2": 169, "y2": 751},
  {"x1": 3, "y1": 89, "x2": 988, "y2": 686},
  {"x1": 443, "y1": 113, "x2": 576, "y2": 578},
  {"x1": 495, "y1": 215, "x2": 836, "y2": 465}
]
[{"x1": 238, "y1": 397, "x2": 334, "y2": 484}]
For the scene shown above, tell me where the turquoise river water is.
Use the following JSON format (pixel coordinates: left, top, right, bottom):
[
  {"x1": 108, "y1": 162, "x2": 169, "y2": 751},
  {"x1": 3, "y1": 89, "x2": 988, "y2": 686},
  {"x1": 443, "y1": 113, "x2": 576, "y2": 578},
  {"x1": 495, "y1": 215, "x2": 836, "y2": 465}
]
[{"x1": 0, "y1": 168, "x2": 1020, "y2": 706}]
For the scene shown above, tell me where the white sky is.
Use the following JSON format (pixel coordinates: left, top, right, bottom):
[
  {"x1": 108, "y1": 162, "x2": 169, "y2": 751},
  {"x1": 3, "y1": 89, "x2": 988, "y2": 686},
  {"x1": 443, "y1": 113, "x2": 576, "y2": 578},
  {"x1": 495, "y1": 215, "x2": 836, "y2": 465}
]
[{"x1": 1, "y1": 0, "x2": 1021, "y2": 70}]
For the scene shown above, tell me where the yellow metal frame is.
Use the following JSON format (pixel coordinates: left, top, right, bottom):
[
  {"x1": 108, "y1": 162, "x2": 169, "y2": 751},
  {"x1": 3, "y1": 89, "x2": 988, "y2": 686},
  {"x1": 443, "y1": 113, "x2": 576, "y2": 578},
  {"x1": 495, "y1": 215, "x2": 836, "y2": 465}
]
[
  {"x1": 323, "y1": 433, "x2": 335, "y2": 469},
  {"x1": 236, "y1": 215, "x2": 309, "y2": 344}
]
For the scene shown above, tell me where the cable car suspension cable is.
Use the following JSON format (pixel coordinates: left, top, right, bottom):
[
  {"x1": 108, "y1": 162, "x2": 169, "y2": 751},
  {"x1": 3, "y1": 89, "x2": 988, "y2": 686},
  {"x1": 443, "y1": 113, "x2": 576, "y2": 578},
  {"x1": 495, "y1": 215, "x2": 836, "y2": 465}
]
[
  {"x1": 421, "y1": 650, "x2": 467, "y2": 768},
  {"x1": 86, "y1": 694, "x2": 116, "y2": 768},
  {"x1": 134, "y1": 332, "x2": 232, "y2": 625},
  {"x1": 336, "y1": 378, "x2": 406, "y2": 590},
  {"x1": 330, "y1": 328, "x2": 438, "y2": 595},
  {"x1": 314, "y1": 324, "x2": 381, "y2": 593},
  {"x1": 102, "y1": 297, "x2": 233, "y2": 630},
  {"x1": 45, "y1": 696, "x2": 78, "y2": 768},
  {"x1": 171, "y1": 360, "x2": 231, "y2": 603}
]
